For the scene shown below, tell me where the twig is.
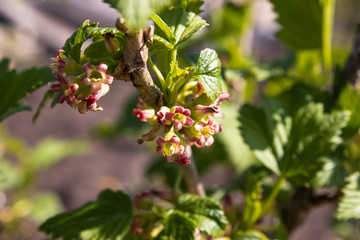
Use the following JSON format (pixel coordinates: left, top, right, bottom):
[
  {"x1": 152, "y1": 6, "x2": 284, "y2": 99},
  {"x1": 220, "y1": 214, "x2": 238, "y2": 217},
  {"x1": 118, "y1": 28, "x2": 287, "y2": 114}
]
[
  {"x1": 113, "y1": 18, "x2": 163, "y2": 111},
  {"x1": 181, "y1": 146, "x2": 206, "y2": 196}
]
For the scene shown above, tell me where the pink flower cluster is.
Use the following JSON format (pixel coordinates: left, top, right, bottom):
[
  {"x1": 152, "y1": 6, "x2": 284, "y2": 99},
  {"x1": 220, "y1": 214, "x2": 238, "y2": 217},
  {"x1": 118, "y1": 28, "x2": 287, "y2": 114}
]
[
  {"x1": 49, "y1": 50, "x2": 113, "y2": 114},
  {"x1": 133, "y1": 84, "x2": 230, "y2": 166}
]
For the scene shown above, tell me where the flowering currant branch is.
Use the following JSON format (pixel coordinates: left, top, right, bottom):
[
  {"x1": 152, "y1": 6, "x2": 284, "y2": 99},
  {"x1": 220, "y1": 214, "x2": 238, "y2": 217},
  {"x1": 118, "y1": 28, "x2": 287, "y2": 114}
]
[{"x1": 48, "y1": 9, "x2": 229, "y2": 195}]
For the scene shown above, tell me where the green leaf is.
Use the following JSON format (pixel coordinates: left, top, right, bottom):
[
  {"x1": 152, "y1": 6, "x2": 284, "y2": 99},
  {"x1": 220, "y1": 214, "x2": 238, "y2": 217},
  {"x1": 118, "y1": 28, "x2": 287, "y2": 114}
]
[
  {"x1": 0, "y1": 59, "x2": 53, "y2": 122},
  {"x1": 336, "y1": 172, "x2": 360, "y2": 220},
  {"x1": 163, "y1": 210, "x2": 197, "y2": 240},
  {"x1": 239, "y1": 87, "x2": 350, "y2": 184},
  {"x1": 63, "y1": 20, "x2": 98, "y2": 62},
  {"x1": 311, "y1": 156, "x2": 348, "y2": 188},
  {"x1": 156, "y1": 7, "x2": 208, "y2": 47},
  {"x1": 338, "y1": 84, "x2": 360, "y2": 138},
  {"x1": 234, "y1": 230, "x2": 269, "y2": 240},
  {"x1": 103, "y1": 0, "x2": 171, "y2": 32},
  {"x1": 210, "y1": 2, "x2": 252, "y2": 37},
  {"x1": 194, "y1": 49, "x2": 222, "y2": 101},
  {"x1": 29, "y1": 192, "x2": 63, "y2": 223},
  {"x1": 0, "y1": 158, "x2": 21, "y2": 191},
  {"x1": 149, "y1": 35, "x2": 174, "y2": 56},
  {"x1": 295, "y1": 50, "x2": 322, "y2": 84},
  {"x1": 83, "y1": 39, "x2": 119, "y2": 72},
  {"x1": 171, "y1": 0, "x2": 204, "y2": 14},
  {"x1": 40, "y1": 189, "x2": 133, "y2": 240},
  {"x1": 0, "y1": 104, "x2": 32, "y2": 122},
  {"x1": 151, "y1": 13, "x2": 176, "y2": 46},
  {"x1": 30, "y1": 138, "x2": 88, "y2": 170},
  {"x1": 283, "y1": 103, "x2": 349, "y2": 182},
  {"x1": 239, "y1": 104, "x2": 280, "y2": 175},
  {"x1": 217, "y1": 103, "x2": 256, "y2": 172},
  {"x1": 175, "y1": 194, "x2": 228, "y2": 237},
  {"x1": 270, "y1": 0, "x2": 322, "y2": 49},
  {"x1": 86, "y1": 27, "x2": 123, "y2": 38},
  {"x1": 32, "y1": 90, "x2": 54, "y2": 123},
  {"x1": 242, "y1": 172, "x2": 263, "y2": 230}
]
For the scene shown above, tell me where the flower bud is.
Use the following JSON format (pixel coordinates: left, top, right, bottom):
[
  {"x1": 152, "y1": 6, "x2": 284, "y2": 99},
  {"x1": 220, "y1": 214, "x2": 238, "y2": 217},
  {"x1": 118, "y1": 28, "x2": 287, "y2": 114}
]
[{"x1": 104, "y1": 33, "x2": 122, "y2": 56}]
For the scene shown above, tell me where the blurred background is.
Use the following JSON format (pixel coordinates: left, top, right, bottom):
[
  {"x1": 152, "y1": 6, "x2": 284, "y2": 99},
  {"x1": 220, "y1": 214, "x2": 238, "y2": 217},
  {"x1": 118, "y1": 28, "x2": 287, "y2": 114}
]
[{"x1": 0, "y1": 0, "x2": 360, "y2": 239}]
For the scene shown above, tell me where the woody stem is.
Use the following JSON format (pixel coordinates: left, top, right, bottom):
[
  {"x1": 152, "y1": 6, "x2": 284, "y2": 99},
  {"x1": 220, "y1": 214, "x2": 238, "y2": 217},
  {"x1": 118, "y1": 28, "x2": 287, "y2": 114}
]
[{"x1": 181, "y1": 145, "x2": 206, "y2": 196}]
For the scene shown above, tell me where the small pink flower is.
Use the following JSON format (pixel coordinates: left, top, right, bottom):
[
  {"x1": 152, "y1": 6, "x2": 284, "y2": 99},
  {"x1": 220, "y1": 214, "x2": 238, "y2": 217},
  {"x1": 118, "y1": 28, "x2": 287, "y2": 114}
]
[
  {"x1": 133, "y1": 109, "x2": 156, "y2": 122},
  {"x1": 192, "y1": 92, "x2": 230, "y2": 119},
  {"x1": 49, "y1": 60, "x2": 114, "y2": 114},
  {"x1": 81, "y1": 62, "x2": 113, "y2": 85},
  {"x1": 175, "y1": 153, "x2": 190, "y2": 166},
  {"x1": 50, "y1": 50, "x2": 78, "y2": 77},
  {"x1": 186, "y1": 116, "x2": 220, "y2": 148},
  {"x1": 156, "y1": 134, "x2": 185, "y2": 162},
  {"x1": 214, "y1": 92, "x2": 230, "y2": 106},
  {"x1": 163, "y1": 106, "x2": 194, "y2": 131},
  {"x1": 156, "y1": 106, "x2": 170, "y2": 124}
]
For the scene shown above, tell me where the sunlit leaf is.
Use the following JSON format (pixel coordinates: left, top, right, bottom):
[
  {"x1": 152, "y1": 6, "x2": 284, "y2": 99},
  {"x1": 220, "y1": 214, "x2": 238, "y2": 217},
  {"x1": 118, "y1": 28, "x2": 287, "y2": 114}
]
[
  {"x1": 29, "y1": 192, "x2": 63, "y2": 223},
  {"x1": 239, "y1": 87, "x2": 350, "y2": 184},
  {"x1": 176, "y1": 194, "x2": 228, "y2": 237},
  {"x1": 163, "y1": 210, "x2": 197, "y2": 240},
  {"x1": 194, "y1": 49, "x2": 222, "y2": 101},
  {"x1": 63, "y1": 20, "x2": 98, "y2": 62},
  {"x1": 103, "y1": 0, "x2": 171, "y2": 32},
  {"x1": 30, "y1": 138, "x2": 88, "y2": 170},
  {"x1": 149, "y1": 35, "x2": 174, "y2": 56},
  {"x1": 155, "y1": 7, "x2": 208, "y2": 47},
  {"x1": 338, "y1": 84, "x2": 360, "y2": 138},
  {"x1": 241, "y1": 172, "x2": 263, "y2": 230},
  {"x1": 234, "y1": 229, "x2": 269, "y2": 240},
  {"x1": 171, "y1": 0, "x2": 204, "y2": 14},
  {"x1": 336, "y1": 172, "x2": 360, "y2": 220},
  {"x1": 311, "y1": 156, "x2": 347, "y2": 188},
  {"x1": 0, "y1": 158, "x2": 21, "y2": 191}
]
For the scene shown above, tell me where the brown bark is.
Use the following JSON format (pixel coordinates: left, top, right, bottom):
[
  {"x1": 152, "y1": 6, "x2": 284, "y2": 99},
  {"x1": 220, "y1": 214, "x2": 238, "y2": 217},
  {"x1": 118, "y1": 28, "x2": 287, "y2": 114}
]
[{"x1": 113, "y1": 18, "x2": 163, "y2": 111}]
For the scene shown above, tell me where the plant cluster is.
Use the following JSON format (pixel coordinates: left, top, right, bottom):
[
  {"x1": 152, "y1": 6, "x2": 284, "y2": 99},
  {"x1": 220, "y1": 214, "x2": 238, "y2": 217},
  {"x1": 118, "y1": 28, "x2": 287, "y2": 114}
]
[{"x1": 1, "y1": 0, "x2": 360, "y2": 239}]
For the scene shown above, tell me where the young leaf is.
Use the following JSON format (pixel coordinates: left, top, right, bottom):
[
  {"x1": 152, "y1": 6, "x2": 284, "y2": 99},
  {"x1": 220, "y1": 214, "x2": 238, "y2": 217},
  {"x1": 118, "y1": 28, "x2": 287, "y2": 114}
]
[
  {"x1": 103, "y1": 0, "x2": 171, "y2": 32},
  {"x1": 194, "y1": 49, "x2": 222, "y2": 102},
  {"x1": 149, "y1": 35, "x2": 174, "y2": 56},
  {"x1": 83, "y1": 39, "x2": 120, "y2": 72},
  {"x1": 241, "y1": 172, "x2": 263, "y2": 230},
  {"x1": 63, "y1": 20, "x2": 98, "y2": 62},
  {"x1": 234, "y1": 229, "x2": 269, "y2": 240},
  {"x1": 336, "y1": 172, "x2": 360, "y2": 220},
  {"x1": 163, "y1": 210, "x2": 197, "y2": 240},
  {"x1": 239, "y1": 104, "x2": 280, "y2": 175},
  {"x1": 239, "y1": 87, "x2": 350, "y2": 184},
  {"x1": 0, "y1": 59, "x2": 53, "y2": 122},
  {"x1": 151, "y1": 13, "x2": 177, "y2": 46},
  {"x1": 175, "y1": 194, "x2": 228, "y2": 237},
  {"x1": 270, "y1": 0, "x2": 322, "y2": 49},
  {"x1": 155, "y1": 7, "x2": 208, "y2": 47},
  {"x1": 311, "y1": 156, "x2": 347, "y2": 188},
  {"x1": 40, "y1": 189, "x2": 133, "y2": 240},
  {"x1": 171, "y1": 0, "x2": 204, "y2": 14},
  {"x1": 337, "y1": 84, "x2": 360, "y2": 138},
  {"x1": 283, "y1": 103, "x2": 349, "y2": 183},
  {"x1": 86, "y1": 27, "x2": 123, "y2": 38}
]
